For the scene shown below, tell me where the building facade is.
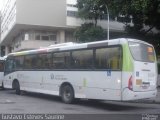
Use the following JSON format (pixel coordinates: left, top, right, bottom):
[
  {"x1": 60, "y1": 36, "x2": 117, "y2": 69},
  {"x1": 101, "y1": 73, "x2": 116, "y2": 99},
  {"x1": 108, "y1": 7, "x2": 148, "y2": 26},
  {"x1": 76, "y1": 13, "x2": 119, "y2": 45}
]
[{"x1": 0, "y1": 0, "x2": 125, "y2": 56}]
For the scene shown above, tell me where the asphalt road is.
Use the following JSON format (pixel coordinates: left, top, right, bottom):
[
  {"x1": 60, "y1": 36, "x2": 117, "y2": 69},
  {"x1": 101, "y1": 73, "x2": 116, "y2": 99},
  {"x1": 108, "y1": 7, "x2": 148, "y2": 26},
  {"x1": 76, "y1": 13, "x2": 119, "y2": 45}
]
[{"x1": 0, "y1": 89, "x2": 160, "y2": 120}]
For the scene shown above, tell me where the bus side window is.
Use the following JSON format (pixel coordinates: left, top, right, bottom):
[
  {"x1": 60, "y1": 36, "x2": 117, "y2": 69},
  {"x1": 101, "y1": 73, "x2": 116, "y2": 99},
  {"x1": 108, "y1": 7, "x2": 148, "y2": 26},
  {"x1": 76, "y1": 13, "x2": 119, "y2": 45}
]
[
  {"x1": 46, "y1": 56, "x2": 52, "y2": 69},
  {"x1": 36, "y1": 58, "x2": 42, "y2": 69},
  {"x1": 14, "y1": 56, "x2": 24, "y2": 70},
  {"x1": 24, "y1": 56, "x2": 33, "y2": 69},
  {"x1": 95, "y1": 47, "x2": 121, "y2": 70},
  {"x1": 108, "y1": 47, "x2": 121, "y2": 70},
  {"x1": 109, "y1": 56, "x2": 118, "y2": 70},
  {"x1": 52, "y1": 52, "x2": 70, "y2": 69},
  {"x1": 71, "y1": 49, "x2": 93, "y2": 69},
  {"x1": 42, "y1": 53, "x2": 52, "y2": 69},
  {"x1": 24, "y1": 59, "x2": 31, "y2": 69},
  {"x1": 95, "y1": 48, "x2": 109, "y2": 69},
  {"x1": 37, "y1": 53, "x2": 51, "y2": 69}
]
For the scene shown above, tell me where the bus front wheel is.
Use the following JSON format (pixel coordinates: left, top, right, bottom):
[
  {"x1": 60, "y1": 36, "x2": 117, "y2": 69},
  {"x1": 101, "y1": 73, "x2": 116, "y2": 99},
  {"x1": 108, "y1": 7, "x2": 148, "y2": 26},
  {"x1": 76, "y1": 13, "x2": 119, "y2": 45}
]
[
  {"x1": 61, "y1": 84, "x2": 74, "y2": 104},
  {"x1": 1, "y1": 82, "x2": 5, "y2": 90},
  {"x1": 15, "y1": 81, "x2": 21, "y2": 95}
]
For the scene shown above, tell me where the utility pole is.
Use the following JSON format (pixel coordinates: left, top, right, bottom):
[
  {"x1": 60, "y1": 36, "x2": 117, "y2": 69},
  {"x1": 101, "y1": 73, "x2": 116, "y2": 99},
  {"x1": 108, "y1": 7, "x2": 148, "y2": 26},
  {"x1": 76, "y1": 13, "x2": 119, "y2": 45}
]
[{"x1": 106, "y1": 4, "x2": 109, "y2": 40}]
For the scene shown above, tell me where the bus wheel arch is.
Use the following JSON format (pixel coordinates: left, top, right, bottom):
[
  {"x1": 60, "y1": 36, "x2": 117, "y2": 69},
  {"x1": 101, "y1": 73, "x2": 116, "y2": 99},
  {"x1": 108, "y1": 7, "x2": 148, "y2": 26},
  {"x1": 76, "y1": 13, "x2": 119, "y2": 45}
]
[
  {"x1": 12, "y1": 79, "x2": 21, "y2": 95},
  {"x1": 60, "y1": 82, "x2": 75, "y2": 104}
]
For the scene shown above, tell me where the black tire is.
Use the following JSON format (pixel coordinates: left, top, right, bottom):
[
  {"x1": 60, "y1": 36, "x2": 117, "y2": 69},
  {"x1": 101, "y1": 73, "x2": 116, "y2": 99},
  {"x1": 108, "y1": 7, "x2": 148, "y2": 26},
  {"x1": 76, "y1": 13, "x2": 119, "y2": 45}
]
[
  {"x1": 15, "y1": 81, "x2": 21, "y2": 95},
  {"x1": 1, "y1": 82, "x2": 5, "y2": 90},
  {"x1": 61, "y1": 84, "x2": 74, "y2": 104}
]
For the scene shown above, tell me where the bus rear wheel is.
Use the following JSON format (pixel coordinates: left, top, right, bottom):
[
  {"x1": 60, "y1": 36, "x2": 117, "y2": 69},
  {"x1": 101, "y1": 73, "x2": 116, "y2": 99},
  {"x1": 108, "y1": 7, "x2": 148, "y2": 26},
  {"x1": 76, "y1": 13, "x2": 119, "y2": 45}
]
[
  {"x1": 15, "y1": 81, "x2": 21, "y2": 95},
  {"x1": 61, "y1": 84, "x2": 74, "y2": 104}
]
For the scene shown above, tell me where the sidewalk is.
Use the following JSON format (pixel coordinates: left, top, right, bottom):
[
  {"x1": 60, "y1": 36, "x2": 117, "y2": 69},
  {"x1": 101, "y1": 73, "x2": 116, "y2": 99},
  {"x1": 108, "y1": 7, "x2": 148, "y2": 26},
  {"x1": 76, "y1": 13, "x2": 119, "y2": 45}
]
[{"x1": 133, "y1": 87, "x2": 160, "y2": 104}]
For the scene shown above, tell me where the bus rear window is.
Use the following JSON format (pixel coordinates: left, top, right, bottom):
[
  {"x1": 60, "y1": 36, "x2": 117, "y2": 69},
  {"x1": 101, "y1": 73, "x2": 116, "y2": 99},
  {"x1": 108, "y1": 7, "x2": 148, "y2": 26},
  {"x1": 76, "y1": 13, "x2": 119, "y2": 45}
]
[{"x1": 129, "y1": 42, "x2": 155, "y2": 62}]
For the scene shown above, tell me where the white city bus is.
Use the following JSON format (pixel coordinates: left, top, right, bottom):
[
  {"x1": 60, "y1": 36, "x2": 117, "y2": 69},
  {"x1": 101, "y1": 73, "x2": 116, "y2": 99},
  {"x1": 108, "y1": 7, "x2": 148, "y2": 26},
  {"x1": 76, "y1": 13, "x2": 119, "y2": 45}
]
[
  {"x1": 0, "y1": 57, "x2": 5, "y2": 89},
  {"x1": 3, "y1": 38, "x2": 157, "y2": 103}
]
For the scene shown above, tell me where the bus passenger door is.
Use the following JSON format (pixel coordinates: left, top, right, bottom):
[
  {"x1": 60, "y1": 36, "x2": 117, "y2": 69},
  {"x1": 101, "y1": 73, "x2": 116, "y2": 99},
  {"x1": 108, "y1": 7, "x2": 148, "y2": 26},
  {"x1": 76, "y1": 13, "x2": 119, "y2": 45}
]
[
  {"x1": 108, "y1": 55, "x2": 122, "y2": 100},
  {"x1": 4, "y1": 58, "x2": 15, "y2": 88},
  {"x1": 93, "y1": 46, "x2": 122, "y2": 100},
  {"x1": 0, "y1": 60, "x2": 4, "y2": 87}
]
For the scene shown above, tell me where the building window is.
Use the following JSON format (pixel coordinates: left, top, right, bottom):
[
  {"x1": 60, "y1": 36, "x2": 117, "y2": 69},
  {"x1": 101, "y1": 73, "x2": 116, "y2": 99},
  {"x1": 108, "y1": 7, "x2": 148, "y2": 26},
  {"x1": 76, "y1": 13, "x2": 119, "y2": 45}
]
[
  {"x1": 41, "y1": 35, "x2": 49, "y2": 40},
  {"x1": 50, "y1": 35, "x2": 56, "y2": 41},
  {"x1": 67, "y1": 11, "x2": 78, "y2": 17},
  {"x1": 35, "y1": 35, "x2": 41, "y2": 40},
  {"x1": 24, "y1": 34, "x2": 29, "y2": 40},
  {"x1": 67, "y1": 4, "x2": 77, "y2": 7},
  {"x1": 35, "y1": 34, "x2": 56, "y2": 41}
]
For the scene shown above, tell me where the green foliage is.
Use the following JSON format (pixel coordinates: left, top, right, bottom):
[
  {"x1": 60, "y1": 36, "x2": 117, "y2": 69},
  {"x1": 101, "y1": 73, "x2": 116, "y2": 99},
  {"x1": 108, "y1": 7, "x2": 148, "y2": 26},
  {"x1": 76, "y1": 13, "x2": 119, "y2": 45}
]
[
  {"x1": 110, "y1": 0, "x2": 160, "y2": 33},
  {"x1": 76, "y1": 0, "x2": 109, "y2": 42},
  {"x1": 74, "y1": 23, "x2": 107, "y2": 42},
  {"x1": 77, "y1": 0, "x2": 110, "y2": 26},
  {"x1": 77, "y1": 0, "x2": 160, "y2": 33},
  {"x1": 76, "y1": 0, "x2": 160, "y2": 47}
]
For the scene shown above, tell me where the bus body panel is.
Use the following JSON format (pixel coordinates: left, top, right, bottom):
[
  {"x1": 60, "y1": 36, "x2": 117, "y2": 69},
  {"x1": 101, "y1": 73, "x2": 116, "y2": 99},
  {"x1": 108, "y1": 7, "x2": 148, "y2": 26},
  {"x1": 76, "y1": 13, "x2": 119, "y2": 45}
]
[
  {"x1": 4, "y1": 70, "x2": 122, "y2": 100},
  {"x1": 121, "y1": 40, "x2": 157, "y2": 100},
  {"x1": 133, "y1": 61, "x2": 157, "y2": 92},
  {"x1": 122, "y1": 88, "x2": 157, "y2": 101},
  {"x1": 128, "y1": 41, "x2": 157, "y2": 92},
  {"x1": 121, "y1": 71, "x2": 157, "y2": 100}
]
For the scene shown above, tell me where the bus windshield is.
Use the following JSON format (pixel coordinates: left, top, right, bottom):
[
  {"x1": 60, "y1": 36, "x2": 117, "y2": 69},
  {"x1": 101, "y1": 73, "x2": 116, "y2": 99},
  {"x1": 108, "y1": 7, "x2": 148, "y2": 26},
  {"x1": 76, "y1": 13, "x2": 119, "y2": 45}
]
[{"x1": 129, "y1": 41, "x2": 155, "y2": 62}]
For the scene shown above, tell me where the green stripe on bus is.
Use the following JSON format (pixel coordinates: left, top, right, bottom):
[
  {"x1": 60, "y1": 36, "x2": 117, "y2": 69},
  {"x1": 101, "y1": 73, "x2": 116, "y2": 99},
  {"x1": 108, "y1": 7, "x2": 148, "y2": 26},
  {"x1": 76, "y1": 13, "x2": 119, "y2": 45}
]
[
  {"x1": 83, "y1": 78, "x2": 87, "y2": 87},
  {"x1": 122, "y1": 44, "x2": 133, "y2": 72}
]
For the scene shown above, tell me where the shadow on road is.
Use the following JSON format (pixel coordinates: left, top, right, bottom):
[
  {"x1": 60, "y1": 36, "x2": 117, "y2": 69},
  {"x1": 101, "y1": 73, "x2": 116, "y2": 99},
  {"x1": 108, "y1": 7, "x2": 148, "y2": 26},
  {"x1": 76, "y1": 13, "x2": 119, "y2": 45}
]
[
  {"x1": 76, "y1": 100, "x2": 151, "y2": 111},
  {"x1": 5, "y1": 89, "x2": 157, "y2": 112}
]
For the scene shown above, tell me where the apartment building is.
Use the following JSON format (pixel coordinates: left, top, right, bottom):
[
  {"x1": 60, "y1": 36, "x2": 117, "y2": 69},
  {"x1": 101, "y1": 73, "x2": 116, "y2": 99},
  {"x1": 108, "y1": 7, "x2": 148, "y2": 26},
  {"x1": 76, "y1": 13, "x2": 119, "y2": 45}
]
[{"x1": 0, "y1": 0, "x2": 125, "y2": 56}]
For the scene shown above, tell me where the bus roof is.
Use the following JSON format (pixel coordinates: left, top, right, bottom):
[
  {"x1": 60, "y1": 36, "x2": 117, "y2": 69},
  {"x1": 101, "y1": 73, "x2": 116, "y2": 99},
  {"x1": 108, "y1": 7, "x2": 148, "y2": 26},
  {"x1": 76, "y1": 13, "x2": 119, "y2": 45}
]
[{"x1": 8, "y1": 38, "x2": 152, "y2": 57}]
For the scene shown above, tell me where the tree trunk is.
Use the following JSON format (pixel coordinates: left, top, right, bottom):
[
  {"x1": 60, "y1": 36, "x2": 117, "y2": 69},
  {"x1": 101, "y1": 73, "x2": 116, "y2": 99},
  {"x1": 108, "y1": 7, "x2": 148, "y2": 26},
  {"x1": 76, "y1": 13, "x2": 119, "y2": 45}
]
[{"x1": 95, "y1": 18, "x2": 98, "y2": 27}]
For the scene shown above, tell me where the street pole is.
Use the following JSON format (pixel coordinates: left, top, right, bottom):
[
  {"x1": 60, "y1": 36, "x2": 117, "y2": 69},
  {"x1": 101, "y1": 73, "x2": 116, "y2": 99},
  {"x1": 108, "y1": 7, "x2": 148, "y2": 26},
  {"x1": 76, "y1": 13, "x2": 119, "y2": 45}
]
[{"x1": 106, "y1": 5, "x2": 109, "y2": 40}]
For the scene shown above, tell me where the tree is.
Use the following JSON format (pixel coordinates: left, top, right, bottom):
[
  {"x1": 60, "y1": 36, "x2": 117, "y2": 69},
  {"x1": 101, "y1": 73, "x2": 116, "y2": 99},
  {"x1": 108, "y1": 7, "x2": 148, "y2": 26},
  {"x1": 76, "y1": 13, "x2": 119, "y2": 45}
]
[
  {"x1": 75, "y1": 0, "x2": 110, "y2": 42},
  {"x1": 74, "y1": 23, "x2": 107, "y2": 42},
  {"x1": 76, "y1": 0, "x2": 160, "y2": 54},
  {"x1": 77, "y1": 0, "x2": 160, "y2": 34},
  {"x1": 77, "y1": 0, "x2": 111, "y2": 27},
  {"x1": 108, "y1": 0, "x2": 160, "y2": 34}
]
